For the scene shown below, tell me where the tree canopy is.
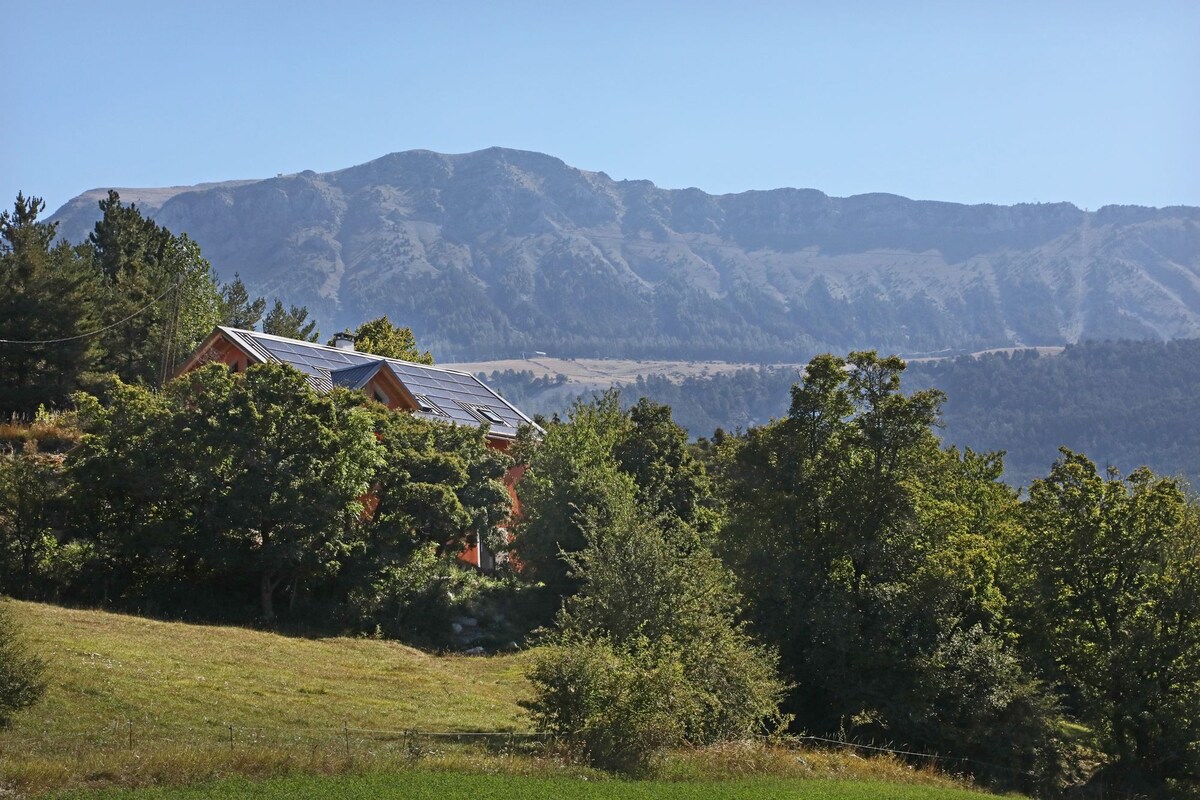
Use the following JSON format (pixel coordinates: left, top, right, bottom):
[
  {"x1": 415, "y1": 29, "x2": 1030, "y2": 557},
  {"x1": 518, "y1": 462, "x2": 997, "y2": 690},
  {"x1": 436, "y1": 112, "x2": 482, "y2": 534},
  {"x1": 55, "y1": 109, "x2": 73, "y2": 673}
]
[{"x1": 337, "y1": 315, "x2": 433, "y2": 363}]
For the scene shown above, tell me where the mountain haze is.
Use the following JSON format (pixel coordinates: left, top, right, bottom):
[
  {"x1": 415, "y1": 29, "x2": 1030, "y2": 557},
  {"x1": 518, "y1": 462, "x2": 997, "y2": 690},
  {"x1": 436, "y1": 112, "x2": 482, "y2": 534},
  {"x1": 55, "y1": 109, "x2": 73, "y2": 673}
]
[{"x1": 49, "y1": 148, "x2": 1200, "y2": 361}]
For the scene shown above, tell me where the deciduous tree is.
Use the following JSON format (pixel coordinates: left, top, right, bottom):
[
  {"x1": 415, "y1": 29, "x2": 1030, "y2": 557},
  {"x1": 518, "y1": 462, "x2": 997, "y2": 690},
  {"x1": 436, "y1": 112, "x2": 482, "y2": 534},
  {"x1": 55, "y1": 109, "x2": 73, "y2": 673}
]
[
  {"x1": 524, "y1": 492, "x2": 787, "y2": 773},
  {"x1": 339, "y1": 315, "x2": 432, "y2": 363},
  {"x1": 718, "y1": 352, "x2": 1062, "y2": 791},
  {"x1": 1018, "y1": 450, "x2": 1200, "y2": 793}
]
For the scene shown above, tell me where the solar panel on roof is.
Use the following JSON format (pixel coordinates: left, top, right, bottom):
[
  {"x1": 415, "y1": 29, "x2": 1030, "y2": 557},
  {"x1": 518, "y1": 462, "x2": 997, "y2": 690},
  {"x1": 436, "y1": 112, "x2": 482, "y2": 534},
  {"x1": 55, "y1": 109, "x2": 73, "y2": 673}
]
[{"x1": 227, "y1": 331, "x2": 536, "y2": 436}]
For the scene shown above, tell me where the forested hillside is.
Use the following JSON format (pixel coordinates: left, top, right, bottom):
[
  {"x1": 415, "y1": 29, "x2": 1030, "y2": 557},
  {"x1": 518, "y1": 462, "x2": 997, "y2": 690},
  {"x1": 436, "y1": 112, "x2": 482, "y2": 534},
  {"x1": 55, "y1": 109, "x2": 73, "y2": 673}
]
[
  {"x1": 485, "y1": 339, "x2": 1200, "y2": 489},
  {"x1": 904, "y1": 340, "x2": 1200, "y2": 489}
]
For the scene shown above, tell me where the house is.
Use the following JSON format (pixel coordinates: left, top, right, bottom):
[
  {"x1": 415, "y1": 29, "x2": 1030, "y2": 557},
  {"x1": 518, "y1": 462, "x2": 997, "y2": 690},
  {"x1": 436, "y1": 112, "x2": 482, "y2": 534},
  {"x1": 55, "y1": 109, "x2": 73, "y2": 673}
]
[{"x1": 178, "y1": 326, "x2": 540, "y2": 569}]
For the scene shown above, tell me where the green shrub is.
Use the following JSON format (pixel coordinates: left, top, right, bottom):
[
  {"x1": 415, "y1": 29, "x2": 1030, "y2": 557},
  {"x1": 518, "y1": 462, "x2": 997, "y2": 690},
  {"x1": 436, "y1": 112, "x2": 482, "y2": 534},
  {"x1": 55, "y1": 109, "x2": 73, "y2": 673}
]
[
  {"x1": 524, "y1": 636, "x2": 699, "y2": 774},
  {"x1": 522, "y1": 494, "x2": 789, "y2": 773},
  {"x1": 0, "y1": 600, "x2": 45, "y2": 726}
]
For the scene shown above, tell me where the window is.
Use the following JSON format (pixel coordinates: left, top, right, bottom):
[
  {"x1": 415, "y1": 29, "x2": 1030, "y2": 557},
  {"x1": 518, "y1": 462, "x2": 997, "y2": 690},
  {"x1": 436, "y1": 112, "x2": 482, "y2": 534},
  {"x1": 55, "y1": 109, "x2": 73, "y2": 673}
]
[
  {"x1": 470, "y1": 404, "x2": 505, "y2": 425},
  {"x1": 413, "y1": 394, "x2": 448, "y2": 416}
]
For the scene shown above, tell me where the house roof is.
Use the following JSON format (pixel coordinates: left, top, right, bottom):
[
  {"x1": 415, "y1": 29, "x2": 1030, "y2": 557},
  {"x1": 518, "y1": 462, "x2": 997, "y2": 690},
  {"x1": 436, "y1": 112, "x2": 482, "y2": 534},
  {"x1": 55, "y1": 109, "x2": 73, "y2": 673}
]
[{"x1": 213, "y1": 327, "x2": 540, "y2": 440}]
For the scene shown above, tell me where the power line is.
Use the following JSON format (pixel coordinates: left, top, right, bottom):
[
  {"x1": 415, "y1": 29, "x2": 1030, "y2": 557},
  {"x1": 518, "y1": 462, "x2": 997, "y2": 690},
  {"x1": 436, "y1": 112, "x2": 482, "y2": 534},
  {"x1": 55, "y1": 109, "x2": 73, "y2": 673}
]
[{"x1": 0, "y1": 276, "x2": 183, "y2": 346}]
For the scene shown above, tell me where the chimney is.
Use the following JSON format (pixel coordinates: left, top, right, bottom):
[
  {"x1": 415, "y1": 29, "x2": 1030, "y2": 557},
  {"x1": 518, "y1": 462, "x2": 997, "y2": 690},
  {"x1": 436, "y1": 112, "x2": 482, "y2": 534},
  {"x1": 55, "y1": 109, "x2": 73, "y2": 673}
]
[{"x1": 332, "y1": 333, "x2": 356, "y2": 352}]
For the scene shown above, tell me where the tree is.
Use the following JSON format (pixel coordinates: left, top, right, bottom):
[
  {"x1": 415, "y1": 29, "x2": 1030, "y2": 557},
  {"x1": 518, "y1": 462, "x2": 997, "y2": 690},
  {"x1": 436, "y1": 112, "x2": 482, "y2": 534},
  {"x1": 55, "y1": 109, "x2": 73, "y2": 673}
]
[
  {"x1": 511, "y1": 392, "x2": 634, "y2": 603},
  {"x1": 181, "y1": 364, "x2": 383, "y2": 622},
  {"x1": 0, "y1": 193, "x2": 97, "y2": 414},
  {"x1": 338, "y1": 315, "x2": 432, "y2": 363},
  {"x1": 87, "y1": 191, "x2": 221, "y2": 386},
  {"x1": 613, "y1": 398, "x2": 719, "y2": 540},
  {"x1": 0, "y1": 447, "x2": 67, "y2": 599},
  {"x1": 718, "y1": 352, "x2": 1063, "y2": 791},
  {"x1": 70, "y1": 363, "x2": 383, "y2": 622},
  {"x1": 263, "y1": 299, "x2": 319, "y2": 342},
  {"x1": 523, "y1": 492, "x2": 787, "y2": 773},
  {"x1": 219, "y1": 274, "x2": 266, "y2": 329},
  {"x1": 68, "y1": 379, "x2": 187, "y2": 607},
  {"x1": 341, "y1": 405, "x2": 513, "y2": 643},
  {"x1": 1017, "y1": 450, "x2": 1200, "y2": 793},
  {"x1": 357, "y1": 405, "x2": 511, "y2": 562},
  {"x1": 0, "y1": 602, "x2": 44, "y2": 727},
  {"x1": 513, "y1": 391, "x2": 719, "y2": 615}
]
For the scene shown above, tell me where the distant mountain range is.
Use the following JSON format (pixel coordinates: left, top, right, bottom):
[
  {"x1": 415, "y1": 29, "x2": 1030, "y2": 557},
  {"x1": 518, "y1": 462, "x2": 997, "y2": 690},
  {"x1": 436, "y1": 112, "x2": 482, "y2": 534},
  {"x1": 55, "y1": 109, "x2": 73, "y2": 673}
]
[{"x1": 49, "y1": 148, "x2": 1200, "y2": 362}]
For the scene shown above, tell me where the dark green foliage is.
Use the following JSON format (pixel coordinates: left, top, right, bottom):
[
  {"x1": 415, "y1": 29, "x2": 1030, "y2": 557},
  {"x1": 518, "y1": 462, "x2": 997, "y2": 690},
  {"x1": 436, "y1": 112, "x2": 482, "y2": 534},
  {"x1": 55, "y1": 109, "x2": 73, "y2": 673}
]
[
  {"x1": 69, "y1": 363, "x2": 383, "y2": 622},
  {"x1": 345, "y1": 543, "x2": 465, "y2": 644},
  {"x1": 524, "y1": 493, "x2": 787, "y2": 774},
  {"x1": 614, "y1": 399, "x2": 718, "y2": 539},
  {"x1": 494, "y1": 340, "x2": 1200, "y2": 495},
  {"x1": 342, "y1": 404, "x2": 513, "y2": 644},
  {"x1": 511, "y1": 392, "x2": 636, "y2": 601},
  {"x1": 0, "y1": 601, "x2": 45, "y2": 727},
  {"x1": 478, "y1": 369, "x2": 568, "y2": 409},
  {"x1": 362, "y1": 403, "x2": 512, "y2": 559},
  {"x1": 513, "y1": 392, "x2": 718, "y2": 616},
  {"x1": 263, "y1": 299, "x2": 319, "y2": 341},
  {"x1": 58, "y1": 360, "x2": 512, "y2": 634},
  {"x1": 718, "y1": 352, "x2": 1064, "y2": 792},
  {"x1": 903, "y1": 341, "x2": 1200, "y2": 489},
  {"x1": 1015, "y1": 451, "x2": 1200, "y2": 794},
  {"x1": 0, "y1": 448, "x2": 69, "y2": 600},
  {"x1": 483, "y1": 366, "x2": 799, "y2": 437},
  {"x1": 344, "y1": 543, "x2": 522, "y2": 648},
  {"x1": 219, "y1": 273, "x2": 266, "y2": 329},
  {"x1": 0, "y1": 194, "x2": 97, "y2": 415},
  {"x1": 88, "y1": 191, "x2": 222, "y2": 386}
]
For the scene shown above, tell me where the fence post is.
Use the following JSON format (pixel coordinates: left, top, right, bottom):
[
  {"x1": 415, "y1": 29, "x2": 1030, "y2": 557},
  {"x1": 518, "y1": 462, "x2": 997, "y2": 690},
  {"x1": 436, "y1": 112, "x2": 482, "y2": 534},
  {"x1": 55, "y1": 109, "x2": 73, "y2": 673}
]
[
  {"x1": 127, "y1": 720, "x2": 133, "y2": 751},
  {"x1": 343, "y1": 722, "x2": 350, "y2": 758},
  {"x1": 229, "y1": 725, "x2": 234, "y2": 752}
]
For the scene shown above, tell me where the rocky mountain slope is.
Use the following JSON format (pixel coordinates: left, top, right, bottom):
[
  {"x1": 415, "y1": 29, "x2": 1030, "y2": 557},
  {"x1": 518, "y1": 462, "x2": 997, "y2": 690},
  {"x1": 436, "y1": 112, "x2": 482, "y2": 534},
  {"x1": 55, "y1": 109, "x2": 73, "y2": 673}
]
[{"x1": 49, "y1": 148, "x2": 1200, "y2": 361}]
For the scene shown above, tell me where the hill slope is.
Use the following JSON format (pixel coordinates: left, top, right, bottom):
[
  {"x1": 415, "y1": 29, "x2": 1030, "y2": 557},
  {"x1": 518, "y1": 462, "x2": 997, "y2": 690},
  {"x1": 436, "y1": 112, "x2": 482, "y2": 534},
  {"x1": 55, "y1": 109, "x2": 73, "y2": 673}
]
[
  {"x1": 1, "y1": 600, "x2": 530, "y2": 748},
  {"x1": 0, "y1": 603, "x2": 1000, "y2": 798},
  {"x1": 48, "y1": 148, "x2": 1200, "y2": 362}
]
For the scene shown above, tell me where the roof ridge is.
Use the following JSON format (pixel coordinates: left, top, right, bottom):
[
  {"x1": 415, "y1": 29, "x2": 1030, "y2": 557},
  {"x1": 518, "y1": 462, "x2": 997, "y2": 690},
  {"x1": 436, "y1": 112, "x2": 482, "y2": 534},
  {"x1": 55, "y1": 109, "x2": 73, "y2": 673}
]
[{"x1": 223, "y1": 327, "x2": 471, "y2": 373}]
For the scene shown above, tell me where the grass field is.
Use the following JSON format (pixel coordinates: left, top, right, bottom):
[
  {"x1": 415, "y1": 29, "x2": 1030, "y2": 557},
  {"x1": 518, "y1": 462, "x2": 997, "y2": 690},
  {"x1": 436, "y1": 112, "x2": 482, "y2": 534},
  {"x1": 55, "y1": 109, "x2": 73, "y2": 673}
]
[
  {"x1": 65, "y1": 771, "x2": 998, "y2": 800},
  {"x1": 0, "y1": 601, "x2": 1004, "y2": 798},
  {"x1": 3, "y1": 600, "x2": 530, "y2": 742}
]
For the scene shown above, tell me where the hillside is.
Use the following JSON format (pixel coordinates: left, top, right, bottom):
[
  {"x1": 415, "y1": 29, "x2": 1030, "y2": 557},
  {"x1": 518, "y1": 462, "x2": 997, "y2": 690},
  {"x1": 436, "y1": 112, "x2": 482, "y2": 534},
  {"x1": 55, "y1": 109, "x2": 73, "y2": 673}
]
[
  {"x1": 48, "y1": 148, "x2": 1200, "y2": 362},
  {"x1": 1, "y1": 600, "x2": 530, "y2": 747},
  {"x1": 0, "y1": 603, "x2": 998, "y2": 798},
  {"x1": 479, "y1": 339, "x2": 1200, "y2": 490}
]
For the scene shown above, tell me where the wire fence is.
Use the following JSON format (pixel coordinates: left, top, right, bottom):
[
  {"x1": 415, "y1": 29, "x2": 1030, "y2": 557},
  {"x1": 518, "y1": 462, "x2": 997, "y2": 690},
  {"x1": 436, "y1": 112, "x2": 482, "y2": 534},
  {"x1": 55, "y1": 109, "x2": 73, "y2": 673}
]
[{"x1": 1, "y1": 721, "x2": 556, "y2": 761}]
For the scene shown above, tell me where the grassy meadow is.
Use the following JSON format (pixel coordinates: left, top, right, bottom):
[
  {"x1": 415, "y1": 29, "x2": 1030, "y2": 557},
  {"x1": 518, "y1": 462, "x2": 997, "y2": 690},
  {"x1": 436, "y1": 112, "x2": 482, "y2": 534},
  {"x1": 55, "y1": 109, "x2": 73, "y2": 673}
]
[
  {"x1": 0, "y1": 601, "x2": 1004, "y2": 798},
  {"x1": 64, "y1": 772, "x2": 999, "y2": 800}
]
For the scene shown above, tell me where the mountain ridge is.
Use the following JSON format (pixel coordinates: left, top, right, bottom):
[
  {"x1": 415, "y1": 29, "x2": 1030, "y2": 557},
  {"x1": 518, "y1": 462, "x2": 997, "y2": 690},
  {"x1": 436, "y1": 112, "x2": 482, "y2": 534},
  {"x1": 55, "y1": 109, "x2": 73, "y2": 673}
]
[{"x1": 48, "y1": 147, "x2": 1200, "y2": 362}]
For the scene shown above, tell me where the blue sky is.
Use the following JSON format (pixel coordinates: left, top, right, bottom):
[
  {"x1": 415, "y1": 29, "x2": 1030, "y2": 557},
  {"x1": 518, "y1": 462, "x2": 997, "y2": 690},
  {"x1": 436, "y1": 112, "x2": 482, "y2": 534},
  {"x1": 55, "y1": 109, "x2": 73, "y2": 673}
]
[{"x1": 5, "y1": 1, "x2": 1198, "y2": 216}]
